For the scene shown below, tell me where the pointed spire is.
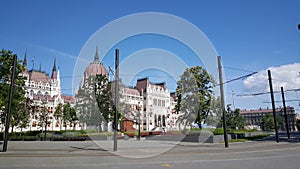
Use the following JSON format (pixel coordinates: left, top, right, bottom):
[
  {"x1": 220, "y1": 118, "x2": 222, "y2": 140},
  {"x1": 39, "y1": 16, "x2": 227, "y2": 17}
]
[
  {"x1": 39, "y1": 64, "x2": 42, "y2": 72},
  {"x1": 51, "y1": 58, "x2": 57, "y2": 79},
  {"x1": 93, "y1": 45, "x2": 100, "y2": 63},
  {"x1": 52, "y1": 58, "x2": 57, "y2": 72},
  {"x1": 22, "y1": 50, "x2": 28, "y2": 74},
  {"x1": 23, "y1": 50, "x2": 27, "y2": 67}
]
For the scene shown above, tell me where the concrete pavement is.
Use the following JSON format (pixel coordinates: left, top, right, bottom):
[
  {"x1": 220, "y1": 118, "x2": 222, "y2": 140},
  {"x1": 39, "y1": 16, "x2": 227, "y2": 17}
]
[{"x1": 0, "y1": 138, "x2": 300, "y2": 169}]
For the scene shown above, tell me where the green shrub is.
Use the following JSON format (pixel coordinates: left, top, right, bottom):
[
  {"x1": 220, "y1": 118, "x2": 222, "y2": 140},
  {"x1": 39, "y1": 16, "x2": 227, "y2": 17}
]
[
  {"x1": 61, "y1": 131, "x2": 82, "y2": 138},
  {"x1": 213, "y1": 128, "x2": 224, "y2": 135}
]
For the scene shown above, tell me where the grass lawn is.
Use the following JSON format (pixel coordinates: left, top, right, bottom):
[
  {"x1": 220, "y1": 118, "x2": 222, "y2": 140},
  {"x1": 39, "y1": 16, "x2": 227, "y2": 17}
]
[{"x1": 222, "y1": 133, "x2": 271, "y2": 143}]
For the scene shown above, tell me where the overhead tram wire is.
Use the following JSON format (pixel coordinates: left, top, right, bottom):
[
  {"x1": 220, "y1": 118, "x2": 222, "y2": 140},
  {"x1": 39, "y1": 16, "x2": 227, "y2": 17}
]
[
  {"x1": 223, "y1": 66, "x2": 256, "y2": 73},
  {"x1": 223, "y1": 72, "x2": 257, "y2": 85},
  {"x1": 237, "y1": 88, "x2": 300, "y2": 97}
]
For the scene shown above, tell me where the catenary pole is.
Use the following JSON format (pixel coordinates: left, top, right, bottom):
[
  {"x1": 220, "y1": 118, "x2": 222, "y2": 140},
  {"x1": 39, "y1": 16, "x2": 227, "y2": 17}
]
[
  {"x1": 3, "y1": 55, "x2": 17, "y2": 152},
  {"x1": 113, "y1": 49, "x2": 119, "y2": 151},
  {"x1": 268, "y1": 70, "x2": 279, "y2": 143},
  {"x1": 218, "y1": 56, "x2": 228, "y2": 148},
  {"x1": 281, "y1": 87, "x2": 290, "y2": 139}
]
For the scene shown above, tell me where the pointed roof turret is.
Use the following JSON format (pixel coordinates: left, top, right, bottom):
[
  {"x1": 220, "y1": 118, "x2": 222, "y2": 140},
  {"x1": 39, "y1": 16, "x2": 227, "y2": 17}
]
[
  {"x1": 22, "y1": 50, "x2": 28, "y2": 74},
  {"x1": 23, "y1": 50, "x2": 27, "y2": 67},
  {"x1": 51, "y1": 58, "x2": 57, "y2": 79}
]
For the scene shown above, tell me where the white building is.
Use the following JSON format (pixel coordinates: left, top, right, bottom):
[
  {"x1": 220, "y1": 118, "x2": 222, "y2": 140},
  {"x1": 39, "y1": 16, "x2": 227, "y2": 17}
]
[
  {"x1": 135, "y1": 78, "x2": 179, "y2": 131},
  {"x1": 17, "y1": 52, "x2": 76, "y2": 132}
]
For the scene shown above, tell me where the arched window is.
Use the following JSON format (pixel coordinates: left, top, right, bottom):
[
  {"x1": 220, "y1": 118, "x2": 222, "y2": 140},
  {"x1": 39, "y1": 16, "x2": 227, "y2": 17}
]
[
  {"x1": 37, "y1": 91, "x2": 42, "y2": 100},
  {"x1": 45, "y1": 92, "x2": 49, "y2": 101},
  {"x1": 30, "y1": 90, "x2": 34, "y2": 97}
]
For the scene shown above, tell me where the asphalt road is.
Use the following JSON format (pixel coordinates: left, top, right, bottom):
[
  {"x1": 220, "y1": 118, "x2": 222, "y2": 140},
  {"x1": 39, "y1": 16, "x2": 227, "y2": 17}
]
[{"x1": 0, "y1": 139, "x2": 300, "y2": 169}]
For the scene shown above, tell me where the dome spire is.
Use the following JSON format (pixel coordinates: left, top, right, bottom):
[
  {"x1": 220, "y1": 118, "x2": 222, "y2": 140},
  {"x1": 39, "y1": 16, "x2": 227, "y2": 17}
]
[{"x1": 93, "y1": 45, "x2": 100, "y2": 63}]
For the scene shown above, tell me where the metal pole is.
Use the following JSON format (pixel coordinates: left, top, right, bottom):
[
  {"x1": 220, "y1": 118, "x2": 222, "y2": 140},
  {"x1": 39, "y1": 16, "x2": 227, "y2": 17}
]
[
  {"x1": 268, "y1": 70, "x2": 279, "y2": 143},
  {"x1": 113, "y1": 49, "x2": 119, "y2": 151},
  {"x1": 138, "y1": 110, "x2": 141, "y2": 141},
  {"x1": 218, "y1": 56, "x2": 229, "y2": 148},
  {"x1": 281, "y1": 87, "x2": 290, "y2": 139},
  {"x1": 3, "y1": 55, "x2": 17, "y2": 152}
]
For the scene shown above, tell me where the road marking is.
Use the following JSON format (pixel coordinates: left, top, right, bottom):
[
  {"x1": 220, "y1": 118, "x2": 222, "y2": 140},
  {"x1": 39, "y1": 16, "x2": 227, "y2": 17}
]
[{"x1": 161, "y1": 163, "x2": 174, "y2": 167}]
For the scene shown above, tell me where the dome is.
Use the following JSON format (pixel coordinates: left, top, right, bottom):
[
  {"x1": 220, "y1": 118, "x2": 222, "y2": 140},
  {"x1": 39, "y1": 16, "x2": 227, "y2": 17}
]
[
  {"x1": 84, "y1": 47, "x2": 108, "y2": 77},
  {"x1": 84, "y1": 62, "x2": 107, "y2": 77}
]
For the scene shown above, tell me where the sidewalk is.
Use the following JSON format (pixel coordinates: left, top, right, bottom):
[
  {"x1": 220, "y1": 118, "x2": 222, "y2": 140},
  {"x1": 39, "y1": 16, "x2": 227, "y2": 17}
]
[{"x1": 1, "y1": 139, "x2": 299, "y2": 158}]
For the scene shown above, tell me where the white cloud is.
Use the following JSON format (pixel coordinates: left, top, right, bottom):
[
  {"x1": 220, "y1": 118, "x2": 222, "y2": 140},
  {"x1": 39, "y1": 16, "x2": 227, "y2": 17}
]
[{"x1": 243, "y1": 63, "x2": 300, "y2": 92}]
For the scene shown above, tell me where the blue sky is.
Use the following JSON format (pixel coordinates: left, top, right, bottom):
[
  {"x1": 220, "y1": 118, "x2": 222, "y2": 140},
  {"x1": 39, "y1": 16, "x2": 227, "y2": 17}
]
[{"x1": 0, "y1": 0, "x2": 299, "y2": 111}]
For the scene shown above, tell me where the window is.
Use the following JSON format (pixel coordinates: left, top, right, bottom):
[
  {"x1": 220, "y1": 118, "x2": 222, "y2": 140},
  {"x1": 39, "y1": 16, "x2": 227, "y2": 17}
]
[
  {"x1": 30, "y1": 90, "x2": 34, "y2": 96},
  {"x1": 153, "y1": 99, "x2": 157, "y2": 106},
  {"x1": 37, "y1": 91, "x2": 42, "y2": 100}
]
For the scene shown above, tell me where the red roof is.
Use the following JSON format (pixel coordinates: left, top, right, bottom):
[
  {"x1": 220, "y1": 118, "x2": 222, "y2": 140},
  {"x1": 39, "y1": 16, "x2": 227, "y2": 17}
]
[
  {"x1": 124, "y1": 88, "x2": 140, "y2": 96},
  {"x1": 28, "y1": 70, "x2": 50, "y2": 83},
  {"x1": 62, "y1": 95, "x2": 75, "y2": 104}
]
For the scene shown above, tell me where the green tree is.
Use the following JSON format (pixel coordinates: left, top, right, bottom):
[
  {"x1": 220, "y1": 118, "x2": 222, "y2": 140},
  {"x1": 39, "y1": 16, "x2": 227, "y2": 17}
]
[
  {"x1": 76, "y1": 75, "x2": 112, "y2": 132},
  {"x1": 262, "y1": 113, "x2": 283, "y2": 131},
  {"x1": 175, "y1": 66, "x2": 214, "y2": 129},
  {"x1": 206, "y1": 96, "x2": 222, "y2": 128},
  {"x1": 54, "y1": 103, "x2": 63, "y2": 130},
  {"x1": 223, "y1": 105, "x2": 245, "y2": 130},
  {"x1": 37, "y1": 102, "x2": 50, "y2": 133},
  {"x1": 62, "y1": 103, "x2": 77, "y2": 130},
  {"x1": 95, "y1": 74, "x2": 115, "y2": 131},
  {"x1": 16, "y1": 97, "x2": 32, "y2": 131},
  {"x1": 262, "y1": 113, "x2": 275, "y2": 131},
  {"x1": 0, "y1": 49, "x2": 28, "y2": 132}
]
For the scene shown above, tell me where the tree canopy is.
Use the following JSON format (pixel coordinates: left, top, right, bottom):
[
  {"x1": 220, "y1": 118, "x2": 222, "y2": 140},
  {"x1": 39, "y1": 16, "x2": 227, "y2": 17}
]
[
  {"x1": 175, "y1": 66, "x2": 214, "y2": 129},
  {"x1": 223, "y1": 105, "x2": 245, "y2": 130},
  {"x1": 0, "y1": 49, "x2": 28, "y2": 132}
]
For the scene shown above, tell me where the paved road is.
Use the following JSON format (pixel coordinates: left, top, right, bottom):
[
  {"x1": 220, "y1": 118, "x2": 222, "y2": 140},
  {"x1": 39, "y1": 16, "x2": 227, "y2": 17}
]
[{"x1": 0, "y1": 139, "x2": 300, "y2": 169}]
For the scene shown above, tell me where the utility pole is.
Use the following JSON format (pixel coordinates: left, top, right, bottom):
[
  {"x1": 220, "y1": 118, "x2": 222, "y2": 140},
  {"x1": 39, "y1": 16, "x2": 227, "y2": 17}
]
[
  {"x1": 3, "y1": 55, "x2": 17, "y2": 152},
  {"x1": 281, "y1": 87, "x2": 290, "y2": 139},
  {"x1": 218, "y1": 56, "x2": 228, "y2": 148},
  {"x1": 268, "y1": 70, "x2": 279, "y2": 143},
  {"x1": 113, "y1": 49, "x2": 119, "y2": 151}
]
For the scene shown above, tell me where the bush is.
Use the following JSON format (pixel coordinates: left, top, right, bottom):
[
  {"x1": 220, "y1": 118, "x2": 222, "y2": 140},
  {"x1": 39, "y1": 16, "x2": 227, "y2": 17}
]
[
  {"x1": 61, "y1": 131, "x2": 82, "y2": 138},
  {"x1": 213, "y1": 128, "x2": 224, "y2": 135}
]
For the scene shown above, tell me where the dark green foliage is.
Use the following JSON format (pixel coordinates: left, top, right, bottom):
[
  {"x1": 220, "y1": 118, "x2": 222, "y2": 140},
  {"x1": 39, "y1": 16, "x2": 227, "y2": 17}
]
[
  {"x1": 76, "y1": 74, "x2": 114, "y2": 132},
  {"x1": 261, "y1": 113, "x2": 283, "y2": 131},
  {"x1": 95, "y1": 74, "x2": 114, "y2": 123},
  {"x1": 63, "y1": 103, "x2": 77, "y2": 130},
  {"x1": 175, "y1": 66, "x2": 214, "y2": 129},
  {"x1": 0, "y1": 49, "x2": 29, "y2": 132},
  {"x1": 224, "y1": 105, "x2": 245, "y2": 130}
]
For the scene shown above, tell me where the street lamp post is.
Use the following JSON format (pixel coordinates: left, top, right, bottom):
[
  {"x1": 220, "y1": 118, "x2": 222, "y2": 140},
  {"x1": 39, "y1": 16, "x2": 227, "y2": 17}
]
[{"x1": 137, "y1": 102, "x2": 141, "y2": 141}]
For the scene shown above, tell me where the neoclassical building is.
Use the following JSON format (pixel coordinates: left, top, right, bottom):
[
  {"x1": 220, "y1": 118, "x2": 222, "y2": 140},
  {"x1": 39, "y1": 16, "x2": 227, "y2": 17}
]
[
  {"x1": 76, "y1": 47, "x2": 179, "y2": 132},
  {"x1": 135, "y1": 78, "x2": 178, "y2": 131}
]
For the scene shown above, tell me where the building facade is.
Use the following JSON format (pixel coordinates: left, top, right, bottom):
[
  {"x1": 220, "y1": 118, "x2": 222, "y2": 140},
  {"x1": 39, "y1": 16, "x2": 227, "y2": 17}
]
[
  {"x1": 240, "y1": 107, "x2": 297, "y2": 131},
  {"x1": 17, "y1": 52, "x2": 76, "y2": 132},
  {"x1": 76, "y1": 48, "x2": 179, "y2": 132},
  {"x1": 135, "y1": 78, "x2": 178, "y2": 131}
]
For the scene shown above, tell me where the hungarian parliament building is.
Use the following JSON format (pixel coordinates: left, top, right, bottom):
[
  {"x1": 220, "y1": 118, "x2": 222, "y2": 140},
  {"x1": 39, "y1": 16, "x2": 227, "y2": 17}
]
[{"x1": 3, "y1": 48, "x2": 180, "y2": 133}]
